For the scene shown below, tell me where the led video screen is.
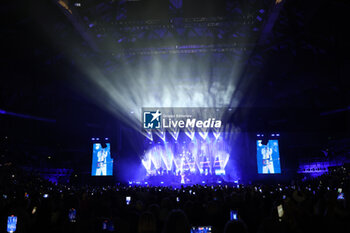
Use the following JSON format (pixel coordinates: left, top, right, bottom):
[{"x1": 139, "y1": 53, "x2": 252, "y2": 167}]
[
  {"x1": 91, "y1": 143, "x2": 113, "y2": 176},
  {"x1": 256, "y1": 140, "x2": 281, "y2": 174}
]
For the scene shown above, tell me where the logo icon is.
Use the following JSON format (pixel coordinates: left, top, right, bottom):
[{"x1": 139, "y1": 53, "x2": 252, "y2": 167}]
[{"x1": 143, "y1": 110, "x2": 162, "y2": 129}]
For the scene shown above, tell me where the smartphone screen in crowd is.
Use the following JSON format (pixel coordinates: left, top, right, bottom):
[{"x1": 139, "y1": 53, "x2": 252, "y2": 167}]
[
  {"x1": 277, "y1": 204, "x2": 284, "y2": 219},
  {"x1": 7, "y1": 215, "x2": 17, "y2": 233},
  {"x1": 337, "y1": 192, "x2": 345, "y2": 200},
  {"x1": 102, "y1": 219, "x2": 115, "y2": 231},
  {"x1": 230, "y1": 210, "x2": 238, "y2": 220},
  {"x1": 126, "y1": 196, "x2": 131, "y2": 205},
  {"x1": 191, "y1": 226, "x2": 212, "y2": 233},
  {"x1": 68, "y1": 208, "x2": 77, "y2": 223}
]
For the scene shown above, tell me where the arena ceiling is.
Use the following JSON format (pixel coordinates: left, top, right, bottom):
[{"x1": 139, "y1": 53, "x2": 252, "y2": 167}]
[{"x1": 1, "y1": 0, "x2": 349, "y2": 161}]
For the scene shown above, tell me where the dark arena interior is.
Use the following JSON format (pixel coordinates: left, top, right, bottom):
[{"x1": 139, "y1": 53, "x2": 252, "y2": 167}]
[{"x1": 1, "y1": 0, "x2": 350, "y2": 233}]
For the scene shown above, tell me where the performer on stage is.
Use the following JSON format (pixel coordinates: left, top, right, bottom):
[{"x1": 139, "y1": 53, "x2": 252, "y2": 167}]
[
  {"x1": 95, "y1": 144, "x2": 108, "y2": 176},
  {"x1": 261, "y1": 145, "x2": 274, "y2": 174},
  {"x1": 180, "y1": 173, "x2": 185, "y2": 184}
]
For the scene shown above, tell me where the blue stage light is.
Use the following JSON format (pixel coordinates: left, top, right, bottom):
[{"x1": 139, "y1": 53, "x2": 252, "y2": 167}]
[
  {"x1": 215, "y1": 169, "x2": 226, "y2": 175},
  {"x1": 128, "y1": 181, "x2": 132, "y2": 185},
  {"x1": 160, "y1": 181, "x2": 164, "y2": 184},
  {"x1": 91, "y1": 138, "x2": 95, "y2": 141}
]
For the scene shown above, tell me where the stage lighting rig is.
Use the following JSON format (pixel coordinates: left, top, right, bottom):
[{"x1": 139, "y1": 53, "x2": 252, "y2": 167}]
[{"x1": 91, "y1": 137, "x2": 110, "y2": 149}]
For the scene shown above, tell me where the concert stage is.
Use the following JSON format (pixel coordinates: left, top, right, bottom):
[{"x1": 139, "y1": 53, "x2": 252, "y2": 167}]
[{"x1": 136, "y1": 131, "x2": 235, "y2": 186}]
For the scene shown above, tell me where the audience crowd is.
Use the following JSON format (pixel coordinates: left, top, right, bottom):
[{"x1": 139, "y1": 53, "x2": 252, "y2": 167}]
[{"x1": 0, "y1": 164, "x2": 349, "y2": 233}]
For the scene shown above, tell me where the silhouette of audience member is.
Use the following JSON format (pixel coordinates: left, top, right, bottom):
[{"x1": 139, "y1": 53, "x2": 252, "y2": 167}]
[
  {"x1": 224, "y1": 220, "x2": 248, "y2": 233},
  {"x1": 162, "y1": 209, "x2": 190, "y2": 233},
  {"x1": 138, "y1": 212, "x2": 157, "y2": 233}
]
